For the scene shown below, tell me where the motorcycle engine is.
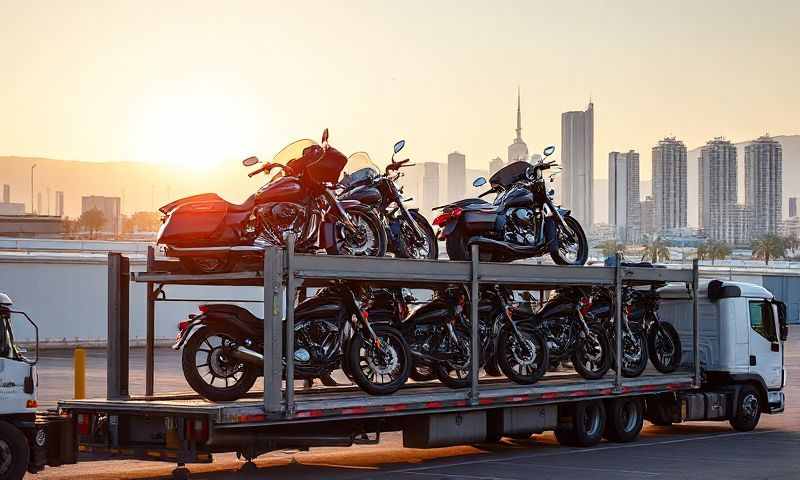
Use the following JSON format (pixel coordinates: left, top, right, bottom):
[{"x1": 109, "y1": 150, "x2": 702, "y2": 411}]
[
  {"x1": 505, "y1": 208, "x2": 538, "y2": 245},
  {"x1": 256, "y1": 202, "x2": 307, "y2": 245}
]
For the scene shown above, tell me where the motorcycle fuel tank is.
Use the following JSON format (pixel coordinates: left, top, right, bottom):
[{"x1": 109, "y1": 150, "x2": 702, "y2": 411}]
[
  {"x1": 256, "y1": 176, "x2": 305, "y2": 203},
  {"x1": 502, "y1": 187, "x2": 534, "y2": 208},
  {"x1": 340, "y1": 185, "x2": 382, "y2": 206}
]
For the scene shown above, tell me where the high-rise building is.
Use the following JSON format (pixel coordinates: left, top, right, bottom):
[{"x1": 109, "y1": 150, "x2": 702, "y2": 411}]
[
  {"x1": 652, "y1": 137, "x2": 687, "y2": 233},
  {"x1": 55, "y1": 191, "x2": 65, "y2": 218},
  {"x1": 731, "y1": 205, "x2": 752, "y2": 246},
  {"x1": 640, "y1": 195, "x2": 655, "y2": 238},
  {"x1": 790, "y1": 197, "x2": 798, "y2": 218},
  {"x1": 608, "y1": 150, "x2": 641, "y2": 242},
  {"x1": 420, "y1": 162, "x2": 440, "y2": 216},
  {"x1": 745, "y1": 135, "x2": 782, "y2": 237},
  {"x1": 36, "y1": 192, "x2": 42, "y2": 216},
  {"x1": 447, "y1": 151, "x2": 466, "y2": 203},
  {"x1": 81, "y1": 195, "x2": 122, "y2": 236},
  {"x1": 698, "y1": 137, "x2": 738, "y2": 243},
  {"x1": 507, "y1": 88, "x2": 529, "y2": 164},
  {"x1": 2, "y1": 184, "x2": 9, "y2": 203},
  {"x1": 561, "y1": 102, "x2": 594, "y2": 228},
  {"x1": 489, "y1": 157, "x2": 504, "y2": 176}
]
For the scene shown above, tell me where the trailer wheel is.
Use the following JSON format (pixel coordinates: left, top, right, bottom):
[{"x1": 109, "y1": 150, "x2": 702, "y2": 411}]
[
  {"x1": 604, "y1": 398, "x2": 643, "y2": 442},
  {"x1": 0, "y1": 420, "x2": 29, "y2": 480},
  {"x1": 554, "y1": 400, "x2": 606, "y2": 447},
  {"x1": 730, "y1": 385, "x2": 761, "y2": 432},
  {"x1": 645, "y1": 395, "x2": 675, "y2": 426}
]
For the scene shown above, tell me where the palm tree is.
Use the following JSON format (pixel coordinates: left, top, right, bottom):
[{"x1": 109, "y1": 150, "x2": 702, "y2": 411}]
[
  {"x1": 641, "y1": 235, "x2": 671, "y2": 263},
  {"x1": 751, "y1": 234, "x2": 784, "y2": 265},
  {"x1": 597, "y1": 240, "x2": 625, "y2": 259},
  {"x1": 696, "y1": 240, "x2": 731, "y2": 265},
  {"x1": 783, "y1": 233, "x2": 800, "y2": 259}
]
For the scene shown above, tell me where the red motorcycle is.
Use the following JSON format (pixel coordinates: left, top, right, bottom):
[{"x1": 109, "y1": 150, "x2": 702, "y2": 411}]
[{"x1": 157, "y1": 129, "x2": 387, "y2": 274}]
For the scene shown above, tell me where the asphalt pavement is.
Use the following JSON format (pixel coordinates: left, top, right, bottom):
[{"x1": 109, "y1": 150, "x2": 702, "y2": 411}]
[{"x1": 28, "y1": 334, "x2": 800, "y2": 479}]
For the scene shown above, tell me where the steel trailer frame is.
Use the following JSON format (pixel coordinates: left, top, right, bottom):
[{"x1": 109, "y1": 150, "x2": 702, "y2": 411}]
[{"x1": 84, "y1": 242, "x2": 700, "y2": 425}]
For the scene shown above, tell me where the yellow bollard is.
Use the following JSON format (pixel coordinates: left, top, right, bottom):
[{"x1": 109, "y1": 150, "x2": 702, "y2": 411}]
[{"x1": 73, "y1": 347, "x2": 86, "y2": 399}]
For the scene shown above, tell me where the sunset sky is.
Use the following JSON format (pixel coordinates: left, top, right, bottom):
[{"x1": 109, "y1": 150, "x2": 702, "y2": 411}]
[{"x1": 1, "y1": 0, "x2": 798, "y2": 181}]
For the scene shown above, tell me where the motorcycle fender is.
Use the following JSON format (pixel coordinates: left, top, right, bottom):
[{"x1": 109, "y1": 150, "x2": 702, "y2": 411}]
[
  {"x1": 442, "y1": 219, "x2": 459, "y2": 237},
  {"x1": 172, "y1": 320, "x2": 205, "y2": 350},
  {"x1": 174, "y1": 312, "x2": 258, "y2": 350}
]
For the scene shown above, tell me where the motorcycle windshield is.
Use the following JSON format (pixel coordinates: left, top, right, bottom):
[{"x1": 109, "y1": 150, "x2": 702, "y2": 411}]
[
  {"x1": 489, "y1": 161, "x2": 530, "y2": 188},
  {"x1": 272, "y1": 139, "x2": 318, "y2": 166},
  {"x1": 340, "y1": 152, "x2": 380, "y2": 188}
]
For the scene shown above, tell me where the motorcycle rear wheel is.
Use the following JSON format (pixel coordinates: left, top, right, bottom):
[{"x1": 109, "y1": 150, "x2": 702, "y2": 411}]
[
  {"x1": 445, "y1": 228, "x2": 493, "y2": 262},
  {"x1": 181, "y1": 327, "x2": 259, "y2": 402}
]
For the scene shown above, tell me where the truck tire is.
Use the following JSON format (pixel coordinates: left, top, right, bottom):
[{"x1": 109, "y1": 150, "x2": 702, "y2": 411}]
[
  {"x1": 0, "y1": 420, "x2": 29, "y2": 480},
  {"x1": 730, "y1": 385, "x2": 762, "y2": 432},
  {"x1": 604, "y1": 397, "x2": 643, "y2": 442},
  {"x1": 554, "y1": 400, "x2": 606, "y2": 447},
  {"x1": 645, "y1": 395, "x2": 675, "y2": 426}
]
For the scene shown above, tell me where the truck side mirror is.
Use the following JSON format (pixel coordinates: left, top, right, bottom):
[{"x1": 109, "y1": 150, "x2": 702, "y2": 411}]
[{"x1": 776, "y1": 301, "x2": 788, "y2": 341}]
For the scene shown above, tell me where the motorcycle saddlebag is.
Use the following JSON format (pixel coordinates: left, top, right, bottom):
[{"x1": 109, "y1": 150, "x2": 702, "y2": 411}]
[
  {"x1": 160, "y1": 201, "x2": 229, "y2": 246},
  {"x1": 461, "y1": 210, "x2": 497, "y2": 234}
]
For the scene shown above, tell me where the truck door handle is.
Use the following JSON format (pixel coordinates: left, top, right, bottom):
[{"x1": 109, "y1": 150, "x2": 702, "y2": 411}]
[
  {"x1": 749, "y1": 355, "x2": 757, "y2": 366},
  {"x1": 771, "y1": 343, "x2": 780, "y2": 352}
]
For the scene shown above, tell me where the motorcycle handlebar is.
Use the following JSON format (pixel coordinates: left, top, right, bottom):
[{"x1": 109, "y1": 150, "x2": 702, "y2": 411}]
[{"x1": 248, "y1": 165, "x2": 267, "y2": 177}]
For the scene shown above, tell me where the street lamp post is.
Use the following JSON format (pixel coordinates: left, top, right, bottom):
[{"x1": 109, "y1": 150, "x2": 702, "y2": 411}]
[{"x1": 30, "y1": 163, "x2": 37, "y2": 215}]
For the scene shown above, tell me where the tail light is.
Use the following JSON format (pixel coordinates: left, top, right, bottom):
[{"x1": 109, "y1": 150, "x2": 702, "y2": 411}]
[
  {"x1": 186, "y1": 418, "x2": 209, "y2": 443},
  {"x1": 178, "y1": 320, "x2": 191, "y2": 332},
  {"x1": 624, "y1": 304, "x2": 633, "y2": 317},
  {"x1": 77, "y1": 413, "x2": 91, "y2": 436},
  {"x1": 198, "y1": 305, "x2": 209, "y2": 314},
  {"x1": 579, "y1": 297, "x2": 592, "y2": 316},
  {"x1": 432, "y1": 208, "x2": 463, "y2": 227}
]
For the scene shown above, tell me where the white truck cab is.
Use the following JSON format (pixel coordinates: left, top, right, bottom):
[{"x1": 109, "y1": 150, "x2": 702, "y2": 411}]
[
  {"x1": 0, "y1": 292, "x2": 73, "y2": 480},
  {"x1": 654, "y1": 279, "x2": 788, "y2": 430}
]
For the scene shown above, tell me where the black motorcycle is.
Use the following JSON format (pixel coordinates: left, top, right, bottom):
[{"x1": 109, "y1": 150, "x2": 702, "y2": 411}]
[
  {"x1": 587, "y1": 287, "x2": 649, "y2": 378},
  {"x1": 339, "y1": 141, "x2": 438, "y2": 259},
  {"x1": 433, "y1": 145, "x2": 588, "y2": 265},
  {"x1": 174, "y1": 282, "x2": 411, "y2": 401},
  {"x1": 400, "y1": 285, "x2": 548, "y2": 388},
  {"x1": 626, "y1": 289, "x2": 682, "y2": 373},
  {"x1": 533, "y1": 287, "x2": 611, "y2": 379}
]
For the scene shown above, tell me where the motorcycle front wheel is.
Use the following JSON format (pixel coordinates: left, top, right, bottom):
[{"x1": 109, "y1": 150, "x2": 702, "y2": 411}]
[
  {"x1": 346, "y1": 324, "x2": 411, "y2": 395},
  {"x1": 572, "y1": 325, "x2": 611, "y2": 380},
  {"x1": 612, "y1": 329, "x2": 649, "y2": 378},
  {"x1": 497, "y1": 324, "x2": 548, "y2": 385},
  {"x1": 549, "y1": 216, "x2": 589, "y2": 266},
  {"x1": 648, "y1": 321, "x2": 682, "y2": 373},
  {"x1": 181, "y1": 327, "x2": 259, "y2": 402},
  {"x1": 327, "y1": 208, "x2": 387, "y2": 257},
  {"x1": 434, "y1": 325, "x2": 474, "y2": 388},
  {"x1": 396, "y1": 210, "x2": 439, "y2": 259}
]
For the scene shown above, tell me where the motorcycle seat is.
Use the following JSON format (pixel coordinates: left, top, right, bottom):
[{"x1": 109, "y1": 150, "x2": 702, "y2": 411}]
[
  {"x1": 226, "y1": 194, "x2": 255, "y2": 212},
  {"x1": 201, "y1": 304, "x2": 262, "y2": 323}
]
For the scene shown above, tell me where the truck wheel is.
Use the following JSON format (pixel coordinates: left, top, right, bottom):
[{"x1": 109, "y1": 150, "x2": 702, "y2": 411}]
[
  {"x1": 730, "y1": 385, "x2": 762, "y2": 432},
  {"x1": 604, "y1": 398, "x2": 643, "y2": 442},
  {"x1": 645, "y1": 396, "x2": 675, "y2": 426},
  {"x1": 554, "y1": 400, "x2": 606, "y2": 447},
  {"x1": 0, "y1": 420, "x2": 29, "y2": 480}
]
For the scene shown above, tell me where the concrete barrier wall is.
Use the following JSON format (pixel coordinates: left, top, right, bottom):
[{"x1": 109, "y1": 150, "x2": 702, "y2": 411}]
[{"x1": 0, "y1": 253, "x2": 264, "y2": 343}]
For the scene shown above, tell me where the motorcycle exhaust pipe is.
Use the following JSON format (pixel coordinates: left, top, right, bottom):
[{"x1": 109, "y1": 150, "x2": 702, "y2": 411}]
[
  {"x1": 468, "y1": 236, "x2": 542, "y2": 256},
  {"x1": 166, "y1": 245, "x2": 265, "y2": 257},
  {"x1": 230, "y1": 346, "x2": 264, "y2": 365}
]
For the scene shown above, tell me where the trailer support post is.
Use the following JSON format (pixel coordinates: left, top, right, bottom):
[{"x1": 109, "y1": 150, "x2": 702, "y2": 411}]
[
  {"x1": 263, "y1": 246, "x2": 285, "y2": 416},
  {"x1": 145, "y1": 246, "x2": 156, "y2": 397},
  {"x1": 107, "y1": 253, "x2": 130, "y2": 400},
  {"x1": 692, "y1": 259, "x2": 700, "y2": 388},
  {"x1": 284, "y1": 235, "x2": 297, "y2": 417},
  {"x1": 614, "y1": 253, "x2": 623, "y2": 393},
  {"x1": 469, "y1": 244, "x2": 480, "y2": 405}
]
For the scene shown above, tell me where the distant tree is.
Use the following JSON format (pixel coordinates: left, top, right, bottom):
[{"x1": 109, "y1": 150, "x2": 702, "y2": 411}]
[
  {"x1": 751, "y1": 234, "x2": 785, "y2": 265},
  {"x1": 783, "y1": 233, "x2": 800, "y2": 259},
  {"x1": 62, "y1": 217, "x2": 80, "y2": 236},
  {"x1": 131, "y1": 211, "x2": 161, "y2": 233},
  {"x1": 696, "y1": 240, "x2": 731, "y2": 265},
  {"x1": 641, "y1": 235, "x2": 671, "y2": 263},
  {"x1": 597, "y1": 240, "x2": 625, "y2": 259},
  {"x1": 79, "y1": 208, "x2": 106, "y2": 239}
]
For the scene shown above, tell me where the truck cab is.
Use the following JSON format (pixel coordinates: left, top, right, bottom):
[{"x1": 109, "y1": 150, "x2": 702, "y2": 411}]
[
  {"x1": 655, "y1": 279, "x2": 788, "y2": 430},
  {"x1": 0, "y1": 293, "x2": 75, "y2": 480}
]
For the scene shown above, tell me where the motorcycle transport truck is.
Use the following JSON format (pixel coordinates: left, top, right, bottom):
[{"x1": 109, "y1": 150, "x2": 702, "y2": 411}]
[{"x1": 2, "y1": 246, "x2": 789, "y2": 480}]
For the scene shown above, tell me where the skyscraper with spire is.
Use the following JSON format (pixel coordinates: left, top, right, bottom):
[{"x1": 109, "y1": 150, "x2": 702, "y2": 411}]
[{"x1": 507, "y1": 88, "x2": 529, "y2": 164}]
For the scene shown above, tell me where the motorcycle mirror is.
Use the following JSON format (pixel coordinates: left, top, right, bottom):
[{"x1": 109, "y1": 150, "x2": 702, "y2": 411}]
[
  {"x1": 472, "y1": 176, "x2": 487, "y2": 187},
  {"x1": 543, "y1": 145, "x2": 556, "y2": 157},
  {"x1": 393, "y1": 140, "x2": 406, "y2": 155},
  {"x1": 321, "y1": 128, "x2": 329, "y2": 144},
  {"x1": 242, "y1": 156, "x2": 259, "y2": 167}
]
